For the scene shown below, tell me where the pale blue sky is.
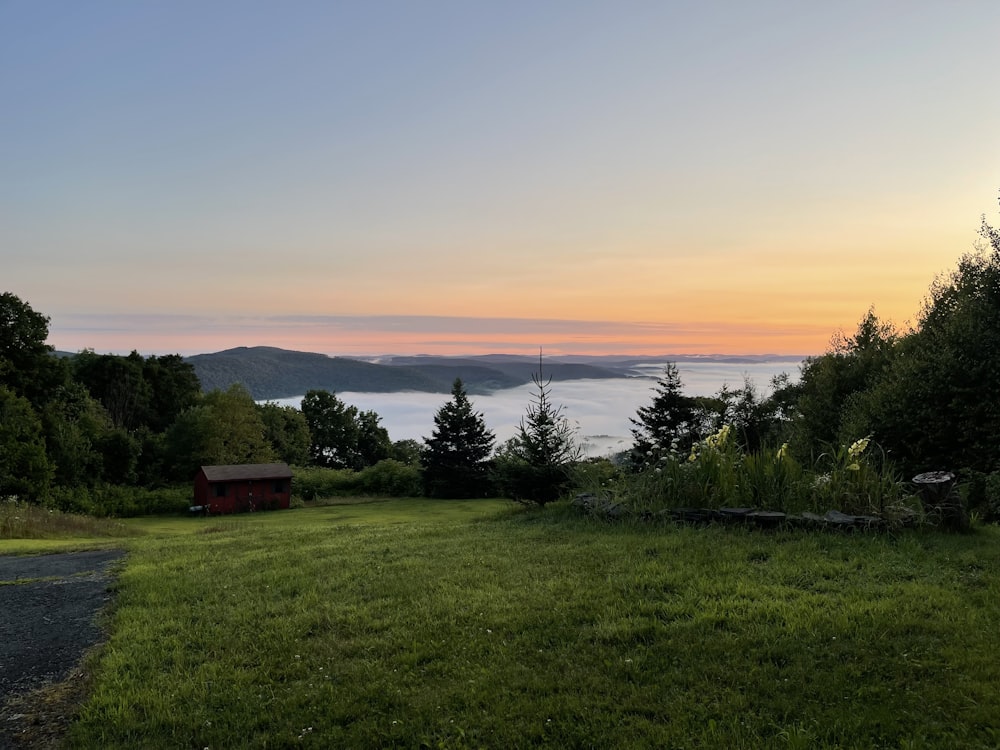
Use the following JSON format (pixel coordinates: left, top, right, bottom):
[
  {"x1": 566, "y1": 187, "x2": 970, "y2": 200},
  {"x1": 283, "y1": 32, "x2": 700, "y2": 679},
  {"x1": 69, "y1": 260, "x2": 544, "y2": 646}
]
[{"x1": 3, "y1": 2, "x2": 998, "y2": 355}]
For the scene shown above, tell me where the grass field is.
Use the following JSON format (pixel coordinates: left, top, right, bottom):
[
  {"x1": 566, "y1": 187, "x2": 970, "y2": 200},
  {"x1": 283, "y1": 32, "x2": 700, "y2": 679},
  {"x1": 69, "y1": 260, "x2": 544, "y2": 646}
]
[{"x1": 8, "y1": 499, "x2": 1000, "y2": 748}]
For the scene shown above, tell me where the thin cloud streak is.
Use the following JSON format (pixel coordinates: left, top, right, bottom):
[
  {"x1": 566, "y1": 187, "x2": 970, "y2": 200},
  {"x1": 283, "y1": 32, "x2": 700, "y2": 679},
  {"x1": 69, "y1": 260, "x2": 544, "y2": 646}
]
[{"x1": 46, "y1": 313, "x2": 824, "y2": 356}]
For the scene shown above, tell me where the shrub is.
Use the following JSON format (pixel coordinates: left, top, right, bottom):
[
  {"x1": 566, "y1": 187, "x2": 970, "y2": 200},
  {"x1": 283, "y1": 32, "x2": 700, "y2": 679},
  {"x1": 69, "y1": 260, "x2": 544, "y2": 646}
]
[
  {"x1": 810, "y1": 437, "x2": 913, "y2": 516},
  {"x1": 43, "y1": 484, "x2": 191, "y2": 517},
  {"x1": 290, "y1": 465, "x2": 358, "y2": 501},
  {"x1": 491, "y1": 453, "x2": 571, "y2": 506},
  {"x1": 570, "y1": 427, "x2": 918, "y2": 520},
  {"x1": 292, "y1": 462, "x2": 424, "y2": 501},
  {"x1": 357, "y1": 459, "x2": 423, "y2": 497},
  {"x1": 961, "y1": 469, "x2": 1000, "y2": 523}
]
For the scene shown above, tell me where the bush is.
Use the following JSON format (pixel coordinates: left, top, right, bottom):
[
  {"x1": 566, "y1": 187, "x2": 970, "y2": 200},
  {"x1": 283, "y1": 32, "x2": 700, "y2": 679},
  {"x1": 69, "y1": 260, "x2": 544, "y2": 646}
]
[
  {"x1": 357, "y1": 460, "x2": 423, "y2": 497},
  {"x1": 491, "y1": 453, "x2": 572, "y2": 506},
  {"x1": 290, "y1": 465, "x2": 358, "y2": 501},
  {"x1": 292, "y1": 462, "x2": 424, "y2": 501},
  {"x1": 961, "y1": 469, "x2": 1000, "y2": 523},
  {"x1": 570, "y1": 427, "x2": 919, "y2": 520},
  {"x1": 44, "y1": 484, "x2": 191, "y2": 517}
]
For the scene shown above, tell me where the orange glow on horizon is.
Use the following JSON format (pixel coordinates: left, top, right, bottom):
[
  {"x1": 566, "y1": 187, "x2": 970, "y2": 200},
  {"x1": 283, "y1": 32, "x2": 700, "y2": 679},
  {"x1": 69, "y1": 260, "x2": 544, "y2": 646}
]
[{"x1": 47, "y1": 318, "x2": 836, "y2": 358}]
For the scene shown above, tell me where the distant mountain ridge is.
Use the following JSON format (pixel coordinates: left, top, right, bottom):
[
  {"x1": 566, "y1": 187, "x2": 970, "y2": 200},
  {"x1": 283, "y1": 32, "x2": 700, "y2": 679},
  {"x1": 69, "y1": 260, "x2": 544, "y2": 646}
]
[{"x1": 186, "y1": 346, "x2": 633, "y2": 400}]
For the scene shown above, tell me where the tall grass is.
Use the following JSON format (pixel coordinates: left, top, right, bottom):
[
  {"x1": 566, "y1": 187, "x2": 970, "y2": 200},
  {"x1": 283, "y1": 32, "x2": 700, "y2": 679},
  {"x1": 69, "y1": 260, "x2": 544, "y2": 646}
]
[
  {"x1": 0, "y1": 499, "x2": 139, "y2": 540},
  {"x1": 58, "y1": 502, "x2": 1000, "y2": 749},
  {"x1": 583, "y1": 429, "x2": 919, "y2": 520}
]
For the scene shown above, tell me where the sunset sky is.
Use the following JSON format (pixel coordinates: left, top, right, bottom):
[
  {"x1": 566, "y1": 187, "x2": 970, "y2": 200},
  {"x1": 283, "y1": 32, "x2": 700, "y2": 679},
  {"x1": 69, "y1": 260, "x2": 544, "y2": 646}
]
[{"x1": 3, "y1": 2, "x2": 999, "y2": 357}]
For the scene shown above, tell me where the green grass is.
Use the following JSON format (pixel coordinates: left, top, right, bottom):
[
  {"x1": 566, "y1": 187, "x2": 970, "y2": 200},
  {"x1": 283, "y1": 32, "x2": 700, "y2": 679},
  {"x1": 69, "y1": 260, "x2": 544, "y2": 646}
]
[
  {"x1": 12, "y1": 500, "x2": 1000, "y2": 748},
  {"x1": 0, "y1": 500, "x2": 142, "y2": 554}
]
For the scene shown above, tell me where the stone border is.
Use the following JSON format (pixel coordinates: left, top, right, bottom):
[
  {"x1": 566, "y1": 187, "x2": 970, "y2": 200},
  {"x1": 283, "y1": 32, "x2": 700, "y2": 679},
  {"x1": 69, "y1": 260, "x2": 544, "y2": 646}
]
[{"x1": 571, "y1": 493, "x2": 920, "y2": 531}]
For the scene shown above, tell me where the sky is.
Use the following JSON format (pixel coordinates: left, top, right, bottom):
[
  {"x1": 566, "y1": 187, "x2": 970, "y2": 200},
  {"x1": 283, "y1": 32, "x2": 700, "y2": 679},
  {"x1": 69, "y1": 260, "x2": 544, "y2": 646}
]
[{"x1": 3, "y1": 1, "x2": 999, "y2": 357}]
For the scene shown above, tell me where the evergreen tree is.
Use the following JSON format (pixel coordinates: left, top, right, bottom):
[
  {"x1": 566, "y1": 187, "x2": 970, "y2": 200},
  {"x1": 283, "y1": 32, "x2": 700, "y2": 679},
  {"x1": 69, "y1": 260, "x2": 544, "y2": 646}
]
[
  {"x1": 422, "y1": 378, "x2": 495, "y2": 498},
  {"x1": 851, "y1": 207, "x2": 1000, "y2": 476},
  {"x1": 495, "y1": 352, "x2": 579, "y2": 505},
  {"x1": 629, "y1": 362, "x2": 697, "y2": 463}
]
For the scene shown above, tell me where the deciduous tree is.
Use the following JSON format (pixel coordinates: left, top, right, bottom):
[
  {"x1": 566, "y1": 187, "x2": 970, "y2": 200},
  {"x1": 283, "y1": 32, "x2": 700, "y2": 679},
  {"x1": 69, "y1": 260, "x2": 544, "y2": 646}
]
[
  {"x1": 164, "y1": 385, "x2": 275, "y2": 480},
  {"x1": 258, "y1": 402, "x2": 311, "y2": 465},
  {"x1": 0, "y1": 292, "x2": 65, "y2": 407},
  {"x1": 0, "y1": 386, "x2": 53, "y2": 501}
]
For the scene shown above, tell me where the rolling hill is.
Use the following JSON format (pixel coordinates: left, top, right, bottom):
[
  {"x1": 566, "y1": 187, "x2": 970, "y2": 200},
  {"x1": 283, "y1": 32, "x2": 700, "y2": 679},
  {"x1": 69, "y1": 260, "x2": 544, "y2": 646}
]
[{"x1": 186, "y1": 347, "x2": 628, "y2": 399}]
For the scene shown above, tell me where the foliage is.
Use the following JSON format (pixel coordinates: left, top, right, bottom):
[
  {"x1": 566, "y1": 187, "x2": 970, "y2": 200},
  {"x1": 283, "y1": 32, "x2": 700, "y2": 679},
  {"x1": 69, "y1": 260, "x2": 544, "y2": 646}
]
[
  {"x1": 164, "y1": 385, "x2": 275, "y2": 481},
  {"x1": 39, "y1": 381, "x2": 109, "y2": 487},
  {"x1": 289, "y1": 465, "x2": 358, "y2": 502},
  {"x1": 70, "y1": 350, "x2": 200, "y2": 434},
  {"x1": 138, "y1": 354, "x2": 202, "y2": 432},
  {"x1": 257, "y1": 401, "x2": 311, "y2": 465},
  {"x1": 357, "y1": 459, "x2": 423, "y2": 497},
  {"x1": 494, "y1": 354, "x2": 581, "y2": 506},
  {"x1": 356, "y1": 409, "x2": 392, "y2": 468},
  {"x1": 582, "y1": 425, "x2": 916, "y2": 519},
  {"x1": 422, "y1": 378, "x2": 495, "y2": 498},
  {"x1": 71, "y1": 350, "x2": 152, "y2": 432},
  {"x1": 291, "y1": 462, "x2": 422, "y2": 501},
  {"x1": 389, "y1": 439, "x2": 425, "y2": 465},
  {"x1": 301, "y1": 389, "x2": 390, "y2": 471},
  {"x1": 0, "y1": 385, "x2": 54, "y2": 501},
  {"x1": 42, "y1": 484, "x2": 192, "y2": 517},
  {"x1": 53, "y1": 504, "x2": 1000, "y2": 749},
  {"x1": 809, "y1": 437, "x2": 911, "y2": 517},
  {"x1": 629, "y1": 363, "x2": 698, "y2": 462},
  {"x1": 852, "y1": 210, "x2": 1000, "y2": 476},
  {"x1": 0, "y1": 292, "x2": 66, "y2": 407},
  {"x1": 714, "y1": 373, "x2": 794, "y2": 452},
  {"x1": 790, "y1": 308, "x2": 899, "y2": 453},
  {"x1": 97, "y1": 429, "x2": 141, "y2": 485},
  {"x1": 961, "y1": 469, "x2": 1000, "y2": 523}
]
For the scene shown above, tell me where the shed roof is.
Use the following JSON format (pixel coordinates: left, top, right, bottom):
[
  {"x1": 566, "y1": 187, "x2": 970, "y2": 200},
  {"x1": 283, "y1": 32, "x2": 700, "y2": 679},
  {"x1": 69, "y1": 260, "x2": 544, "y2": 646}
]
[{"x1": 200, "y1": 463, "x2": 292, "y2": 482}]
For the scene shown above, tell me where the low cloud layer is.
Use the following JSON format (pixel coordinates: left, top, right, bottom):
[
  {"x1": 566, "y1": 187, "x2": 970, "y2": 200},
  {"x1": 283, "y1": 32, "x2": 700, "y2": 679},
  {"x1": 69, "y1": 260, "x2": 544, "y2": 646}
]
[{"x1": 271, "y1": 361, "x2": 801, "y2": 458}]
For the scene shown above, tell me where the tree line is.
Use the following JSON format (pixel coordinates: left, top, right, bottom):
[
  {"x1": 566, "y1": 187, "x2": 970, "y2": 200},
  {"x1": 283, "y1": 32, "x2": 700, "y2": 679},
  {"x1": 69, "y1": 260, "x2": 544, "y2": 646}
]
[
  {"x1": 3, "y1": 195, "x2": 999, "y2": 517},
  {"x1": 0, "y1": 294, "x2": 578, "y2": 510}
]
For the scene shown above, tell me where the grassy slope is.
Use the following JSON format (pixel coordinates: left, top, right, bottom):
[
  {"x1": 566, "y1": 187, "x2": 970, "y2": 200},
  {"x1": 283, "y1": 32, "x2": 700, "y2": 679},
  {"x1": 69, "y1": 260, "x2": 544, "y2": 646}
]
[{"x1": 36, "y1": 501, "x2": 1000, "y2": 749}]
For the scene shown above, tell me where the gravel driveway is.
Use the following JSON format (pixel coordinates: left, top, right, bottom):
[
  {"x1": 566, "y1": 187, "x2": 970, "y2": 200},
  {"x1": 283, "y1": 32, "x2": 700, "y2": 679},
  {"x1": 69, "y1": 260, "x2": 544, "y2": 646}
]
[{"x1": 0, "y1": 549, "x2": 125, "y2": 748}]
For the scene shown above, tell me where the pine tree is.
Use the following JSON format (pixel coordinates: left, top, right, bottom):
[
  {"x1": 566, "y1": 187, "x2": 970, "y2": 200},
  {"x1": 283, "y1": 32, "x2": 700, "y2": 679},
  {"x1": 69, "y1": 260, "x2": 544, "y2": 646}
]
[
  {"x1": 421, "y1": 378, "x2": 495, "y2": 498},
  {"x1": 630, "y1": 362, "x2": 697, "y2": 463},
  {"x1": 495, "y1": 351, "x2": 580, "y2": 505}
]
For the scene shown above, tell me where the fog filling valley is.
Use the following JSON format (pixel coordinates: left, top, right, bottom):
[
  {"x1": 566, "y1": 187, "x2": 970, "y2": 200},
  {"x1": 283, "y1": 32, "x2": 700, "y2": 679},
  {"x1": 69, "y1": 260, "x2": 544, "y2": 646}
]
[{"x1": 269, "y1": 361, "x2": 801, "y2": 458}]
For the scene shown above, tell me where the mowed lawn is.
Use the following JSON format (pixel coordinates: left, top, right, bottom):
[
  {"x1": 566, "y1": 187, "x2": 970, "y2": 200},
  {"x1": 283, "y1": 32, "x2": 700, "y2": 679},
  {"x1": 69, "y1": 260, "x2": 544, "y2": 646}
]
[{"x1": 54, "y1": 500, "x2": 1000, "y2": 749}]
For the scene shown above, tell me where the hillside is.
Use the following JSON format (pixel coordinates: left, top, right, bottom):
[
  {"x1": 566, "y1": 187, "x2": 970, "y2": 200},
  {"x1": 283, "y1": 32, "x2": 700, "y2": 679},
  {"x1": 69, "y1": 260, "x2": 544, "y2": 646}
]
[{"x1": 186, "y1": 347, "x2": 627, "y2": 399}]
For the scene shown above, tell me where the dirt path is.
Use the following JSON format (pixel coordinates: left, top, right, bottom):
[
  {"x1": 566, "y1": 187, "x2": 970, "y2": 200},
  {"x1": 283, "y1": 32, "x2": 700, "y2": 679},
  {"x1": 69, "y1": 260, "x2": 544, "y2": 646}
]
[{"x1": 0, "y1": 549, "x2": 125, "y2": 749}]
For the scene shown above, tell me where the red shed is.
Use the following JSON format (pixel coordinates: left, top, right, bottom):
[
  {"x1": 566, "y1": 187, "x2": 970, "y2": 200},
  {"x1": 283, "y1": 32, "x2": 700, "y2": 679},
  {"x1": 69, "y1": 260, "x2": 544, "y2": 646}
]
[{"x1": 193, "y1": 463, "x2": 293, "y2": 514}]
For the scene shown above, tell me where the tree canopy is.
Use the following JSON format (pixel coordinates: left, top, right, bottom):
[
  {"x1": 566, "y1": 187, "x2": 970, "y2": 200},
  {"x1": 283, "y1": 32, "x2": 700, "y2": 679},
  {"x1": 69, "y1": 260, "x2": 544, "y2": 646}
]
[
  {"x1": 630, "y1": 363, "x2": 697, "y2": 462},
  {"x1": 495, "y1": 355, "x2": 579, "y2": 505},
  {"x1": 422, "y1": 378, "x2": 495, "y2": 498}
]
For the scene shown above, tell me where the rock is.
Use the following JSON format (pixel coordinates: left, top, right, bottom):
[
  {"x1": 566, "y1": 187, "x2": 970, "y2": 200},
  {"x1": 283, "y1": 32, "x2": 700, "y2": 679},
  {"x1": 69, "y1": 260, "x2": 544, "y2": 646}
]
[
  {"x1": 747, "y1": 510, "x2": 786, "y2": 528},
  {"x1": 718, "y1": 507, "x2": 753, "y2": 523},
  {"x1": 669, "y1": 508, "x2": 709, "y2": 523},
  {"x1": 823, "y1": 510, "x2": 859, "y2": 529},
  {"x1": 912, "y1": 471, "x2": 968, "y2": 532}
]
